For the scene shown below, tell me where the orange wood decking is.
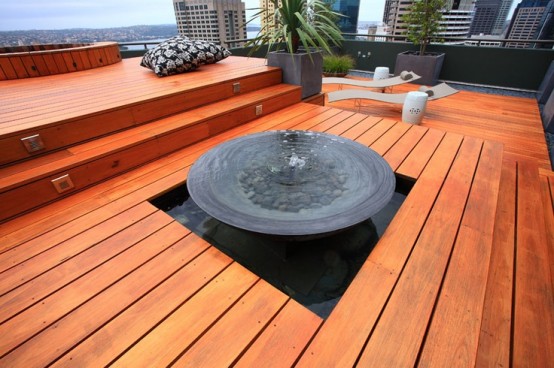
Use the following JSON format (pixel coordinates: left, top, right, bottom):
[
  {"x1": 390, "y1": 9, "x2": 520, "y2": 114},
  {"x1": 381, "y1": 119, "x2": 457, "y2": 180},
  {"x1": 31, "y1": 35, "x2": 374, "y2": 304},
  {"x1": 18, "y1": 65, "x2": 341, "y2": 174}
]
[
  {"x1": 0, "y1": 58, "x2": 552, "y2": 367},
  {"x1": 323, "y1": 79, "x2": 552, "y2": 170},
  {"x1": 0, "y1": 42, "x2": 121, "y2": 80}
]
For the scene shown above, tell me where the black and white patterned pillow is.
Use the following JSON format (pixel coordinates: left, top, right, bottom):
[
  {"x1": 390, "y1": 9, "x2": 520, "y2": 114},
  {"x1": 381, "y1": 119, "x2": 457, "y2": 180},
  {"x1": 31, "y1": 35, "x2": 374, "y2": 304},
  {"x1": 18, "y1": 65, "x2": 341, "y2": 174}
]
[
  {"x1": 140, "y1": 36, "x2": 231, "y2": 77},
  {"x1": 140, "y1": 36, "x2": 200, "y2": 77},
  {"x1": 186, "y1": 40, "x2": 232, "y2": 65}
]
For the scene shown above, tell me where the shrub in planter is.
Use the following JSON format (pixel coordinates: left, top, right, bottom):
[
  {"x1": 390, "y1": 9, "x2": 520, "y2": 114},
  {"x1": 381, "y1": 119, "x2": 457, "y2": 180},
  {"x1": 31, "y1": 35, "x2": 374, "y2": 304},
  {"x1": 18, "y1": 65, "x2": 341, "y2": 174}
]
[{"x1": 323, "y1": 54, "x2": 355, "y2": 77}]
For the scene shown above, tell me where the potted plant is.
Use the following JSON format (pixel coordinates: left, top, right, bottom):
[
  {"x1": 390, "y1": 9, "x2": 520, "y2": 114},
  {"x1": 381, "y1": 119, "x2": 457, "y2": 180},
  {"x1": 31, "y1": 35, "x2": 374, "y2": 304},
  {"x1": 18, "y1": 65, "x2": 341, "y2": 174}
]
[
  {"x1": 322, "y1": 53, "x2": 355, "y2": 77},
  {"x1": 246, "y1": 0, "x2": 344, "y2": 98},
  {"x1": 394, "y1": 0, "x2": 446, "y2": 86}
]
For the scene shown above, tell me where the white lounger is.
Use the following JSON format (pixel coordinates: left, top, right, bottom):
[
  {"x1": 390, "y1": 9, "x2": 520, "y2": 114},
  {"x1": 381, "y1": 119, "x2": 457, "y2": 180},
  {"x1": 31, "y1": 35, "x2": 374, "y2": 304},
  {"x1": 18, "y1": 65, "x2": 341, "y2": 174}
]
[
  {"x1": 327, "y1": 83, "x2": 459, "y2": 104},
  {"x1": 323, "y1": 71, "x2": 421, "y2": 89}
]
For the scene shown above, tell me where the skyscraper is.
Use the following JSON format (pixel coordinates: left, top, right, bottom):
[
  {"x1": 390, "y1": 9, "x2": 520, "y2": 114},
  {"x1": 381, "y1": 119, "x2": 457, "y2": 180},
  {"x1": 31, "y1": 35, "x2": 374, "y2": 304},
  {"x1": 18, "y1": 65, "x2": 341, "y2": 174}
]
[
  {"x1": 492, "y1": 0, "x2": 514, "y2": 34},
  {"x1": 470, "y1": 0, "x2": 502, "y2": 35},
  {"x1": 329, "y1": 0, "x2": 361, "y2": 34},
  {"x1": 505, "y1": 0, "x2": 551, "y2": 47},
  {"x1": 469, "y1": 0, "x2": 514, "y2": 36},
  {"x1": 384, "y1": 0, "x2": 476, "y2": 44},
  {"x1": 173, "y1": 0, "x2": 247, "y2": 46}
]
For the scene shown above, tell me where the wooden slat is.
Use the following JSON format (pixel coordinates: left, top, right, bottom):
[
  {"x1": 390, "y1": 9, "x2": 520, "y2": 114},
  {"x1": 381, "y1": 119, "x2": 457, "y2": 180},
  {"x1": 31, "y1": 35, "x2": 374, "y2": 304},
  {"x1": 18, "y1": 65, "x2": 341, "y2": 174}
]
[
  {"x1": 396, "y1": 128, "x2": 445, "y2": 180},
  {"x1": 0, "y1": 202, "x2": 156, "y2": 295},
  {"x1": 356, "y1": 136, "x2": 485, "y2": 367},
  {"x1": 8, "y1": 56, "x2": 29, "y2": 78},
  {"x1": 296, "y1": 133, "x2": 464, "y2": 367},
  {"x1": 383, "y1": 124, "x2": 428, "y2": 171},
  {"x1": 3, "y1": 230, "x2": 212, "y2": 367},
  {"x1": 355, "y1": 118, "x2": 396, "y2": 147},
  {"x1": 30, "y1": 54, "x2": 50, "y2": 76},
  {"x1": 512, "y1": 160, "x2": 554, "y2": 367},
  {"x1": 369, "y1": 120, "x2": 411, "y2": 156},
  {"x1": 172, "y1": 280, "x2": 289, "y2": 367},
  {"x1": 0, "y1": 218, "x2": 183, "y2": 358},
  {"x1": 18, "y1": 55, "x2": 40, "y2": 77},
  {"x1": 476, "y1": 158, "x2": 516, "y2": 368},
  {"x1": 112, "y1": 262, "x2": 260, "y2": 367},
  {"x1": 51, "y1": 245, "x2": 231, "y2": 367},
  {"x1": 0, "y1": 58, "x2": 17, "y2": 80},
  {"x1": 330, "y1": 115, "x2": 380, "y2": 140},
  {"x1": 0, "y1": 209, "x2": 169, "y2": 323},
  {"x1": 234, "y1": 299, "x2": 323, "y2": 368},
  {"x1": 414, "y1": 140, "x2": 504, "y2": 366}
]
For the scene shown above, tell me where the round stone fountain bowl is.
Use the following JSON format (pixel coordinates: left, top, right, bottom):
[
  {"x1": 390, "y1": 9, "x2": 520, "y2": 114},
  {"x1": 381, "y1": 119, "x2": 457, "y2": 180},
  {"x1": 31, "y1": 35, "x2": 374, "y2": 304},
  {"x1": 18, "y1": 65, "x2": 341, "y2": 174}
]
[
  {"x1": 0, "y1": 42, "x2": 121, "y2": 80},
  {"x1": 187, "y1": 130, "x2": 396, "y2": 239}
]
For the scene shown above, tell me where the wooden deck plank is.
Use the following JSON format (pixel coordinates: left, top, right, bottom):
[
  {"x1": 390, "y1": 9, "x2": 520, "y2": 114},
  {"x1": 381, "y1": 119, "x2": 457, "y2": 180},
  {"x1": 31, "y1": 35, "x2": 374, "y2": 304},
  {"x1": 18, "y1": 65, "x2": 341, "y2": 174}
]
[
  {"x1": 234, "y1": 300, "x2": 323, "y2": 368},
  {"x1": 334, "y1": 115, "x2": 381, "y2": 140},
  {"x1": 356, "y1": 136, "x2": 484, "y2": 367},
  {"x1": 0, "y1": 210, "x2": 170, "y2": 324},
  {"x1": 0, "y1": 202, "x2": 155, "y2": 295},
  {"x1": 396, "y1": 128, "x2": 446, "y2": 180},
  {"x1": 47, "y1": 241, "x2": 228, "y2": 367},
  {"x1": 476, "y1": 158, "x2": 516, "y2": 368},
  {"x1": 0, "y1": 219, "x2": 199, "y2": 367},
  {"x1": 0, "y1": 218, "x2": 183, "y2": 358},
  {"x1": 172, "y1": 280, "x2": 289, "y2": 367},
  {"x1": 296, "y1": 133, "x2": 464, "y2": 367},
  {"x1": 417, "y1": 140, "x2": 504, "y2": 367},
  {"x1": 355, "y1": 118, "x2": 396, "y2": 148},
  {"x1": 383, "y1": 124, "x2": 428, "y2": 171},
  {"x1": 369, "y1": 120, "x2": 411, "y2": 157},
  {"x1": 512, "y1": 160, "x2": 554, "y2": 367},
  {"x1": 111, "y1": 262, "x2": 260, "y2": 367}
]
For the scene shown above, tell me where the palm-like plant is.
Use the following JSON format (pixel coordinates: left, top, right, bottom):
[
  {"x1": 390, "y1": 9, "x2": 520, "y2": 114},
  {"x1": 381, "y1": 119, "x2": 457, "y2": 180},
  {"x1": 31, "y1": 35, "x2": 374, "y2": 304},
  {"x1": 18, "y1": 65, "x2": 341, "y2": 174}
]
[
  {"x1": 402, "y1": 0, "x2": 446, "y2": 56},
  {"x1": 246, "y1": 0, "x2": 343, "y2": 56}
]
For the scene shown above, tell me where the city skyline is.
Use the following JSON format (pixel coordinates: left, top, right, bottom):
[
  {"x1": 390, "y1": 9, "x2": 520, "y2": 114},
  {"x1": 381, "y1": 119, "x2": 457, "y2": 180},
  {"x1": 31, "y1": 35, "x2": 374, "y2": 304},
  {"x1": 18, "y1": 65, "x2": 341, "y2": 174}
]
[{"x1": 0, "y1": 0, "x2": 387, "y2": 31}]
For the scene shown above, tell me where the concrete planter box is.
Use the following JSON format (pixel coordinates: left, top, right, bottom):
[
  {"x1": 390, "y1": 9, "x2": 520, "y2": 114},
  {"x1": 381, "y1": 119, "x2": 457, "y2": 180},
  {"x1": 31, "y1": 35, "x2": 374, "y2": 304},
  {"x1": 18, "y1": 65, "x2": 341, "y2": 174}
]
[
  {"x1": 268, "y1": 50, "x2": 323, "y2": 99},
  {"x1": 394, "y1": 51, "x2": 445, "y2": 86}
]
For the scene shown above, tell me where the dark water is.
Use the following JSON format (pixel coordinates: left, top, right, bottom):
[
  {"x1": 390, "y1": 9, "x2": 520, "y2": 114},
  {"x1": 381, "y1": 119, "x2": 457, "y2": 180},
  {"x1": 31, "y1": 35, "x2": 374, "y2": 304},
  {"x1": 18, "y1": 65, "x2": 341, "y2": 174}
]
[{"x1": 151, "y1": 183, "x2": 408, "y2": 318}]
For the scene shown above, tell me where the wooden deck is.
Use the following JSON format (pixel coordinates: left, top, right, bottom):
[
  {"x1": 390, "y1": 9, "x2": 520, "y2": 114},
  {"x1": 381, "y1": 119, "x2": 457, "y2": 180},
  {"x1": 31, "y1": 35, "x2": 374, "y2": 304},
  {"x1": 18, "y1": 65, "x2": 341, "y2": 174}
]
[
  {"x1": 0, "y1": 57, "x2": 552, "y2": 367},
  {"x1": 324, "y1": 79, "x2": 552, "y2": 170}
]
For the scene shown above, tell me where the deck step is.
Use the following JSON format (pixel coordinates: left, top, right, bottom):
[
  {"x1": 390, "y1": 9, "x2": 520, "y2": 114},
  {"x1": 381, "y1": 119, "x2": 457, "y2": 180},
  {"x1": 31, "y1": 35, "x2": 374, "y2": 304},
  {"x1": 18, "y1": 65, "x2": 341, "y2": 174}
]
[
  {"x1": 0, "y1": 83, "x2": 302, "y2": 222},
  {"x1": 0, "y1": 57, "x2": 282, "y2": 167}
]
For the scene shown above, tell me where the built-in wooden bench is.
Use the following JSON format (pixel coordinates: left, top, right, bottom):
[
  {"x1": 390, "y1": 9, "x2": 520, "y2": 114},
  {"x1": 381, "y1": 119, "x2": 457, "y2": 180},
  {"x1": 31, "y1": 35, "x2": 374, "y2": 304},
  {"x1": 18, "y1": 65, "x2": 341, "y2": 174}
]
[
  {"x1": 0, "y1": 58, "x2": 552, "y2": 367},
  {"x1": 0, "y1": 82, "x2": 301, "y2": 222},
  {"x1": 0, "y1": 42, "x2": 121, "y2": 81},
  {"x1": 0, "y1": 57, "x2": 281, "y2": 165}
]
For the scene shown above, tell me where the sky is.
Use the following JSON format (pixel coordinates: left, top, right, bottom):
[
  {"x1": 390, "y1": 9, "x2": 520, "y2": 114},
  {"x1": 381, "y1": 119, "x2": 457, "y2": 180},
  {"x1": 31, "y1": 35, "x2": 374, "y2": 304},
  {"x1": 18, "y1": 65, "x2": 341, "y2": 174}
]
[{"x1": 0, "y1": 0, "x2": 387, "y2": 31}]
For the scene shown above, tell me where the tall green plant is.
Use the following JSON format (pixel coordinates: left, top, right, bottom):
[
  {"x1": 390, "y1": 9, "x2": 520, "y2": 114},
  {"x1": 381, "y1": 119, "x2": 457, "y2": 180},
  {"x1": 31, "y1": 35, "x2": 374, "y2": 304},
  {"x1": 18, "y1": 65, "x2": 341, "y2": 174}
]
[
  {"x1": 402, "y1": 0, "x2": 446, "y2": 55},
  {"x1": 246, "y1": 0, "x2": 343, "y2": 56}
]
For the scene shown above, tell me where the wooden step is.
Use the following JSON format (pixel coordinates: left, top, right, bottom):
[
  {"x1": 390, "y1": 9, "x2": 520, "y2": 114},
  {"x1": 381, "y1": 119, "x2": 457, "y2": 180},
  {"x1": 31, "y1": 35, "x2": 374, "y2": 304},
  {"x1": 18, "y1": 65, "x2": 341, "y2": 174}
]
[
  {"x1": 0, "y1": 83, "x2": 302, "y2": 222},
  {"x1": 0, "y1": 56, "x2": 281, "y2": 167}
]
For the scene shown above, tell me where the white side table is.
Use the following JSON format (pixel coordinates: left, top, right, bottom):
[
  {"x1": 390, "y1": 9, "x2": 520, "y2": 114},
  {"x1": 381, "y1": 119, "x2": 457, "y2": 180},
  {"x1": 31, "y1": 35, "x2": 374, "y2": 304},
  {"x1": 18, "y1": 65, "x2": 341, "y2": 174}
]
[
  {"x1": 373, "y1": 67, "x2": 390, "y2": 81},
  {"x1": 402, "y1": 91, "x2": 428, "y2": 124}
]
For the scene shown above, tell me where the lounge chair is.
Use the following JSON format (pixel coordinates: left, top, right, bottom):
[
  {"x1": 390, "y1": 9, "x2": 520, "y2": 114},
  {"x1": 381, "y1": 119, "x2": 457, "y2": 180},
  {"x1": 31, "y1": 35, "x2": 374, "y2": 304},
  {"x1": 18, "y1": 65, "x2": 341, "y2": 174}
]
[
  {"x1": 327, "y1": 83, "x2": 459, "y2": 105},
  {"x1": 323, "y1": 71, "x2": 421, "y2": 89}
]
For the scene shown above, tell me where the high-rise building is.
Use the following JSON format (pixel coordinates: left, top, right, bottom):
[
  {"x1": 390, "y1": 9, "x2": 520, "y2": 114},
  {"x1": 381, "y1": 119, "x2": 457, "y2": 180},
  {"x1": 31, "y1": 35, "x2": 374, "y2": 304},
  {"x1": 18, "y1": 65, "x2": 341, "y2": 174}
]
[
  {"x1": 492, "y1": 0, "x2": 514, "y2": 35},
  {"x1": 383, "y1": 0, "x2": 476, "y2": 44},
  {"x1": 469, "y1": 0, "x2": 503, "y2": 35},
  {"x1": 534, "y1": 0, "x2": 554, "y2": 47},
  {"x1": 505, "y1": 0, "x2": 551, "y2": 47},
  {"x1": 259, "y1": 0, "x2": 360, "y2": 34},
  {"x1": 469, "y1": 0, "x2": 514, "y2": 36},
  {"x1": 329, "y1": 0, "x2": 361, "y2": 33},
  {"x1": 173, "y1": 0, "x2": 247, "y2": 46},
  {"x1": 259, "y1": 0, "x2": 279, "y2": 32}
]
